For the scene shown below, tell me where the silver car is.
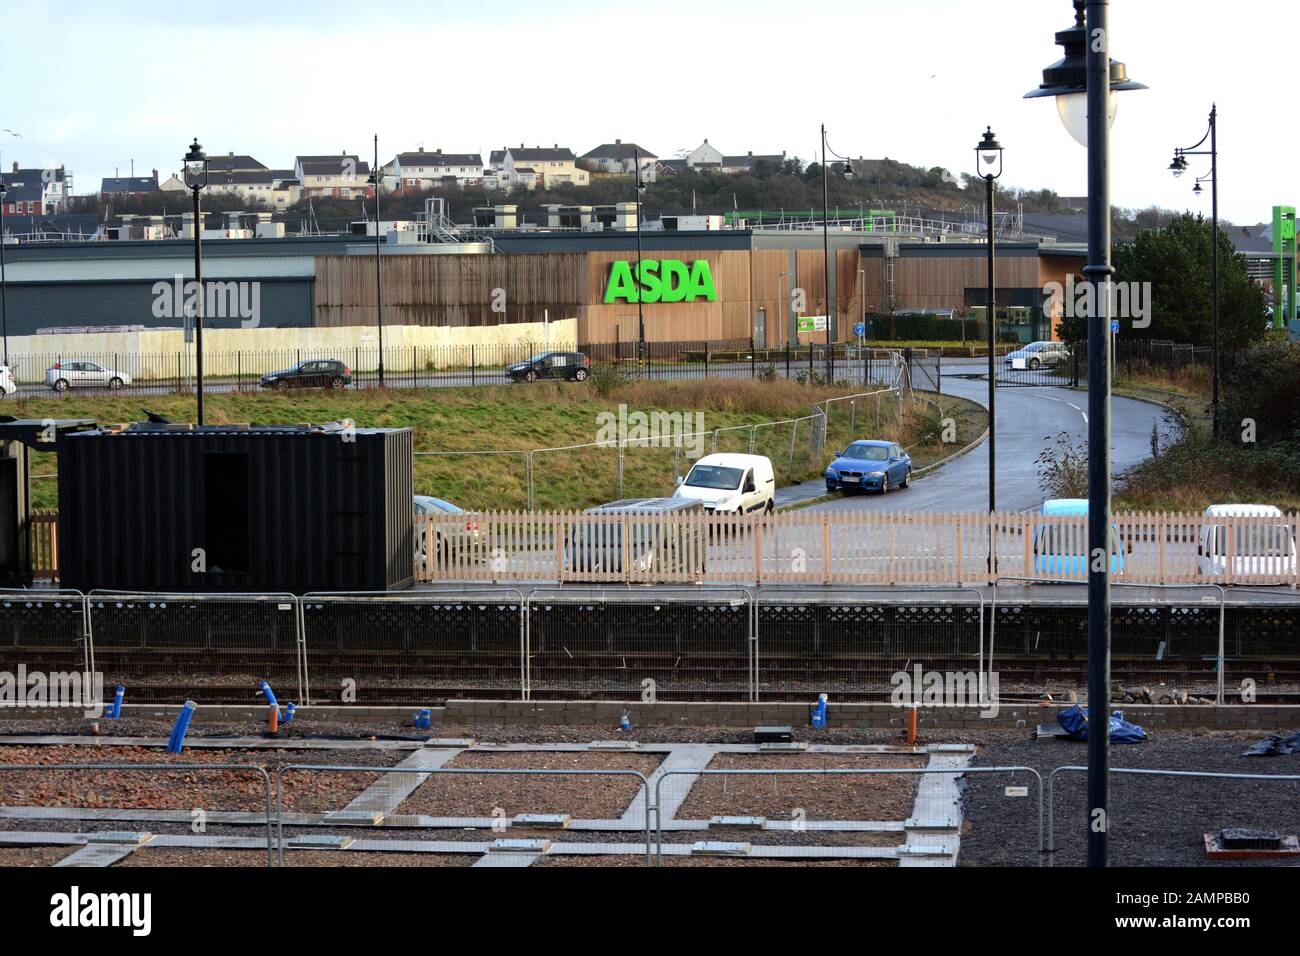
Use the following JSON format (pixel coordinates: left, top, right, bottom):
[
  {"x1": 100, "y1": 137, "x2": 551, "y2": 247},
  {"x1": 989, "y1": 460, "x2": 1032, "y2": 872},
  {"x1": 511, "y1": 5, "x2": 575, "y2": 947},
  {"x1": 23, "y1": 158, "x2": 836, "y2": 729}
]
[
  {"x1": 414, "y1": 495, "x2": 482, "y2": 563},
  {"x1": 1003, "y1": 341, "x2": 1070, "y2": 370},
  {"x1": 46, "y1": 361, "x2": 133, "y2": 391}
]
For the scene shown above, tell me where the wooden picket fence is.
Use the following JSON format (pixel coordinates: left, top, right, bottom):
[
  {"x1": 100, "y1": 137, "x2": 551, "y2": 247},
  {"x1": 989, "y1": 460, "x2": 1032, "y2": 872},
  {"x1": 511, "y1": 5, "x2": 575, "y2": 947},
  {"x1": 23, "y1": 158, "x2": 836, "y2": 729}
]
[
  {"x1": 29, "y1": 510, "x2": 59, "y2": 581},
  {"x1": 419, "y1": 509, "x2": 1300, "y2": 587}
]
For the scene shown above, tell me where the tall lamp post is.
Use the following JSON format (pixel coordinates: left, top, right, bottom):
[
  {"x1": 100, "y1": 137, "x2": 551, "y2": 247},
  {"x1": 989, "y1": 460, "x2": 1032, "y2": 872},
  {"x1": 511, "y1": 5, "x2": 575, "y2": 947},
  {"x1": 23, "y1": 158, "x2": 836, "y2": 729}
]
[
  {"x1": 820, "y1": 126, "x2": 856, "y2": 350},
  {"x1": 0, "y1": 181, "x2": 9, "y2": 367},
  {"x1": 368, "y1": 134, "x2": 385, "y2": 386},
  {"x1": 634, "y1": 147, "x2": 646, "y2": 374},
  {"x1": 1026, "y1": 0, "x2": 1145, "y2": 868},
  {"x1": 183, "y1": 139, "x2": 210, "y2": 425},
  {"x1": 976, "y1": 127, "x2": 1003, "y2": 516},
  {"x1": 1169, "y1": 105, "x2": 1218, "y2": 437}
]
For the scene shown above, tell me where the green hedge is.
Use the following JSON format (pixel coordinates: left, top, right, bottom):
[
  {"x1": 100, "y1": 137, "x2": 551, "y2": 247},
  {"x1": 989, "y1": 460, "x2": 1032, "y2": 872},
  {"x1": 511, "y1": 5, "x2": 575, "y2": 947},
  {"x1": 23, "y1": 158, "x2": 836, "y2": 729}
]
[{"x1": 865, "y1": 314, "x2": 1020, "y2": 343}]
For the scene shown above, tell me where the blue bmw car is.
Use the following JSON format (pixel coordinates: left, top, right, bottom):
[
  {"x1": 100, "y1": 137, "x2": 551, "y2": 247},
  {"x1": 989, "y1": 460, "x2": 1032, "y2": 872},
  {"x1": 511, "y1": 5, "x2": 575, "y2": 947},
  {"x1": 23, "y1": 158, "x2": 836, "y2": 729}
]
[{"x1": 825, "y1": 440, "x2": 912, "y2": 494}]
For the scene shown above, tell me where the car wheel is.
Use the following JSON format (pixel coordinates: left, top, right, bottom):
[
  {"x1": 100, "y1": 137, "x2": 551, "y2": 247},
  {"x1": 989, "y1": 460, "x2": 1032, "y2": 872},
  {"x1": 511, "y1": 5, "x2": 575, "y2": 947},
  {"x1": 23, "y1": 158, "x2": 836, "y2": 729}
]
[
  {"x1": 881, "y1": 474, "x2": 889, "y2": 495},
  {"x1": 53, "y1": 379, "x2": 69, "y2": 392},
  {"x1": 1028, "y1": 357, "x2": 1041, "y2": 370},
  {"x1": 276, "y1": 380, "x2": 291, "y2": 392},
  {"x1": 573, "y1": 368, "x2": 589, "y2": 382},
  {"x1": 330, "y1": 376, "x2": 346, "y2": 389},
  {"x1": 525, "y1": 370, "x2": 538, "y2": 383},
  {"x1": 764, "y1": 500, "x2": 774, "y2": 515},
  {"x1": 901, "y1": 469, "x2": 911, "y2": 488},
  {"x1": 108, "y1": 377, "x2": 124, "y2": 390}
]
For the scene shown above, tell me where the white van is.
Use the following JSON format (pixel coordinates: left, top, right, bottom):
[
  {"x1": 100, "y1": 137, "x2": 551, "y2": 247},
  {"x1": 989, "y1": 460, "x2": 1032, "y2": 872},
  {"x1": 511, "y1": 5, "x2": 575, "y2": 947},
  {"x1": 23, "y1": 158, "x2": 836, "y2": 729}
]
[
  {"x1": 1198, "y1": 504, "x2": 1297, "y2": 581},
  {"x1": 673, "y1": 453, "x2": 775, "y2": 515}
]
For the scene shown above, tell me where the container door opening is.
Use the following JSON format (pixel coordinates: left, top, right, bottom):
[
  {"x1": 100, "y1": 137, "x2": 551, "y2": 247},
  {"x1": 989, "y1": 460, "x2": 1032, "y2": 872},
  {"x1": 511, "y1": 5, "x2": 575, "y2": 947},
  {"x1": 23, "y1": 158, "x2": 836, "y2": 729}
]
[{"x1": 204, "y1": 453, "x2": 250, "y2": 573}]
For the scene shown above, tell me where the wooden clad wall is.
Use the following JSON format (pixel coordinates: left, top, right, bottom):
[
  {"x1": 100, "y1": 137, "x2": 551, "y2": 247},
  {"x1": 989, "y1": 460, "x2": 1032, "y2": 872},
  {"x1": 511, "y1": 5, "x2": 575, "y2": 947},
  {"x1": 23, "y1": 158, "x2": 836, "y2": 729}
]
[
  {"x1": 314, "y1": 252, "x2": 588, "y2": 328},
  {"x1": 582, "y1": 249, "x2": 754, "y2": 345},
  {"x1": 884, "y1": 252, "x2": 1039, "y2": 314}
]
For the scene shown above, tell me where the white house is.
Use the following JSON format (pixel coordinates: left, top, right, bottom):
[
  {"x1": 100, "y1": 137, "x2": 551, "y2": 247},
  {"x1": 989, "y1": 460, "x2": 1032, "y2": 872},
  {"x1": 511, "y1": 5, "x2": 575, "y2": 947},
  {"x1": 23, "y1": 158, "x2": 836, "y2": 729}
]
[{"x1": 384, "y1": 150, "x2": 485, "y2": 192}]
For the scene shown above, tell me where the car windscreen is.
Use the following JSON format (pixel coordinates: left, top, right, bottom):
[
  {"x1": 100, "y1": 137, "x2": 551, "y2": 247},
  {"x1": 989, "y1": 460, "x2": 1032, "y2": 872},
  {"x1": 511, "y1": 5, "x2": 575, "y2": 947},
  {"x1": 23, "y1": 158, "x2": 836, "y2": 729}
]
[
  {"x1": 524, "y1": 354, "x2": 552, "y2": 363},
  {"x1": 1210, "y1": 524, "x2": 1293, "y2": 558},
  {"x1": 843, "y1": 445, "x2": 890, "y2": 461},
  {"x1": 684, "y1": 465, "x2": 744, "y2": 490}
]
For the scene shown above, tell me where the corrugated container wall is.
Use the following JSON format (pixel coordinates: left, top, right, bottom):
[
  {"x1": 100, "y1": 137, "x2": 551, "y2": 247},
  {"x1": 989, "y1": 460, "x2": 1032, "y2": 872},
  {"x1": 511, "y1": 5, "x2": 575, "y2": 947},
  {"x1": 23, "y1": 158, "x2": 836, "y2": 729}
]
[{"x1": 57, "y1": 427, "x2": 414, "y2": 593}]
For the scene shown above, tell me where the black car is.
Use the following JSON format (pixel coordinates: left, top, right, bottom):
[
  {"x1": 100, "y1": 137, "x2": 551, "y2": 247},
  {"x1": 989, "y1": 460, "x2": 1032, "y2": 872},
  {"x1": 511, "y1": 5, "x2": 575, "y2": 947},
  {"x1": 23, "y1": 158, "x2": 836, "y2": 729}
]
[
  {"x1": 260, "y1": 360, "x2": 352, "y2": 390},
  {"x1": 506, "y1": 351, "x2": 591, "y2": 383}
]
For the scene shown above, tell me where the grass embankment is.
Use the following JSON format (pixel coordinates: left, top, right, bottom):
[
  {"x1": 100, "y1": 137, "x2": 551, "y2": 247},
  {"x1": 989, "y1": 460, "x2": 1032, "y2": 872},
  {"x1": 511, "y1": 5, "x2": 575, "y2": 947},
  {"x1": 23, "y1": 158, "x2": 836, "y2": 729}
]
[
  {"x1": 16, "y1": 380, "x2": 985, "y2": 512},
  {"x1": 1112, "y1": 363, "x2": 1300, "y2": 512}
]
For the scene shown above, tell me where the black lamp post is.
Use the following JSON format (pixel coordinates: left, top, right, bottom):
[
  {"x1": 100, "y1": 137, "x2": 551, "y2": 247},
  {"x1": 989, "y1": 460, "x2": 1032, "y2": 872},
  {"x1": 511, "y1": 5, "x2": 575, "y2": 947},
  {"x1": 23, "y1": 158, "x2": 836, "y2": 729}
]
[
  {"x1": 1025, "y1": 0, "x2": 1145, "y2": 868},
  {"x1": 0, "y1": 181, "x2": 8, "y2": 367},
  {"x1": 368, "y1": 134, "x2": 385, "y2": 386},
  {"x1": 976, "y1": 127, "x2": 1003, "y2": 516},
  {"x1": 820, "y1": 127, "x2": 857, "y2": 354},
  {"x1": 635, "y1": 147, "x2": 646, "y2": 373},
  {"x1": 1169, "y1": 105, "x2": 1218, "y2": 437},
  {"x1": 183, "y1": 138, "x2": 209, "y2": 425}
]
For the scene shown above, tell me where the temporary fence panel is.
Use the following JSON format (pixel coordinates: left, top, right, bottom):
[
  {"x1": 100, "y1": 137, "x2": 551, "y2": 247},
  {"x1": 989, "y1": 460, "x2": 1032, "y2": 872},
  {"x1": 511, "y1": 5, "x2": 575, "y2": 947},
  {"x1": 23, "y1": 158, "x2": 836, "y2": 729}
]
[
  {"x1": 652, "y1": 765, "x2": 1044, "y2": 867},
  {"x1": 524, "y1": 588, "x2": 754, "y2": 701},
  {"x1": 0, "y1": 763, "x2": 275, "y2": 866},
  {"x1": 1047, "y1": 766, "x2": 1300, "y2": 868},
  {"x1": 1221, "y1": 589, "x2": 1300, "y2": 703},
  {"x1": 86, "y1": 592, "x2": 303, "y2": 704},
  {"x1": 299, "y1": 589, "x2": 526, "y2": 705},
  {"x1": 753, "y1": 587, "x2": 985, "y2": 701},
  {"x1": 274, "y1": 765, "x2": 653, "y2": 866},
  {"x1": 0, "y1": 589, "x2": 91, "y2": 690}
]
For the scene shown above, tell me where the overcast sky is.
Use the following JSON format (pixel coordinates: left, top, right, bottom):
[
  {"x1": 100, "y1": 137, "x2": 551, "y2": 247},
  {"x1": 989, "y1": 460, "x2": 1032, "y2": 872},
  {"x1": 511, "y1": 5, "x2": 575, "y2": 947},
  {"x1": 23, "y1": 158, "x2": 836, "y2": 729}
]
[{"x1": 1, "y1": 0, "x2": 1291, "y2": 225}]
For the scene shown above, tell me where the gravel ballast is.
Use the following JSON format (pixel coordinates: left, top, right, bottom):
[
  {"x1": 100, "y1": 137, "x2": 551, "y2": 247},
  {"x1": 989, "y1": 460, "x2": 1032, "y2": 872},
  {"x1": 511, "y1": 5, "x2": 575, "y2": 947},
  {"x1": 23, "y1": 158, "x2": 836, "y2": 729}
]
[
  {"x1": 396, "y1": 751, "x2": 662, "y2": 819},
  {"x1": 673, "y1": 753, "x2": 927, "y2": 822},
  {"x1": 961, "y1": 730, "x2": 1300, "y2": 867}
]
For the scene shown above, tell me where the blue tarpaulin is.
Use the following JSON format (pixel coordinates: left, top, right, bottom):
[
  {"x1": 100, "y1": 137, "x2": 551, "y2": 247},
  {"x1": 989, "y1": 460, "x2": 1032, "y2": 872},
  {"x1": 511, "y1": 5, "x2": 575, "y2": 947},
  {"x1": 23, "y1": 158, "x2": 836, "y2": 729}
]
[{"x1": 1056, "y1": 705, "x2": 1147, "y2": 744}]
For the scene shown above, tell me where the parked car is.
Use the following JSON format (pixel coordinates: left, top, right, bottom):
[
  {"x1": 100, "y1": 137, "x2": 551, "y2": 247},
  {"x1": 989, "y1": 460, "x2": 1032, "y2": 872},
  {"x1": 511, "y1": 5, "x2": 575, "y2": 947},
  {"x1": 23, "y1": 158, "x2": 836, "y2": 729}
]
[
  {"x1": 564, "y1": 497, "x2": 707, "y2": 578},
  {"x1": 673, "y1": 453, "x2": 775, "y2": 515},
  {"x1": 413, "y1": 495, "x2": 482, "y2": 564},
  {"x1": 46, "y1": 361, "x2": 133, "y2": 391},
  {"x1": 260, "y1": 359, "x2": 351, "y2": 390},
  {"x1": 825, "y1": 440, "x2": 911, "y2": 494},
  {"x1": 506, "y1": 351, "x2": 591, "y2": 383},
  {"x1": 0, "y1": 366, "x2": 15, "y2": 397},
  {"x1": 1004, "y1": 341, "x2": 1071, "y2": 370},
  {"x1": 1032, "y1": 498, "x2": 1128, "y2": 576},
  {"x1": 1198, "y1": 504, "x2": 1296, "y2": 581}
]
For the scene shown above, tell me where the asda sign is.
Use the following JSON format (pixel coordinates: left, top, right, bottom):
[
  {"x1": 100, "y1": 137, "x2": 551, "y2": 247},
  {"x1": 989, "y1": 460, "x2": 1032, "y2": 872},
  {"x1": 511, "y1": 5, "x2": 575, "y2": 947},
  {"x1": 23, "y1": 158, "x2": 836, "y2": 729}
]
[{"x1": 604, "y1": 259, "x2": 718, "y2": 304}]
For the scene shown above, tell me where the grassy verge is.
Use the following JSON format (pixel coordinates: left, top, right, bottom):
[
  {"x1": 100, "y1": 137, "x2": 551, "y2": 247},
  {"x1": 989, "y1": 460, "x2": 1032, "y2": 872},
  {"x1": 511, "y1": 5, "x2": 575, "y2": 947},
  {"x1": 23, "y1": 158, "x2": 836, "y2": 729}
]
[
  {"x1": 1111, "y1": 366, "x2": 1300, "y2": 512},
  {"x1": 16, "y1": 380, "x2": 985, "y2": 512}
]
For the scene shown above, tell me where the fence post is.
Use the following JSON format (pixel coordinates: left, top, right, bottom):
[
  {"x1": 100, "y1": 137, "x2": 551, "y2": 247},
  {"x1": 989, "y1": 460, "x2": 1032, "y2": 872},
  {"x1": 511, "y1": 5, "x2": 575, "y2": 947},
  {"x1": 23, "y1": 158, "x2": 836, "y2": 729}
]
[
  {"x1": 526, "y1": 453, "x2": 535, "y2": 510},
  {"x1": 786, "y1": 342, "x2": 791, "y2": 380},
  {"x1": 750, "y1": 343, "x2": 756, "y2": 379},
  {"x1": 1216, "y1": 589, "x2": 1226, "y2": 705},
  {"x1": 471, "y1": 345, "x2": 476, "y2": 387},
  {"x1": 936, "y1": 349, "x2": 942, "y2": 395},
  {"x1": 704, "y1": 343, "x2": 710, "y2": 379}
]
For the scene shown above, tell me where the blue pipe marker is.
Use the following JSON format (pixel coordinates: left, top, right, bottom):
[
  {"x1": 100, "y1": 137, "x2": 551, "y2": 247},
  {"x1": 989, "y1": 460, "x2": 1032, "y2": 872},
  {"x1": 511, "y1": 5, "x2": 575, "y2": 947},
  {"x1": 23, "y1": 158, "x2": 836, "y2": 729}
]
[
  {"x1": 810, "y1": 693, "x2": 828, "y2": 728},
  {"x1": 413, "y1": 708, "x2": 431, "y2": 729},
  {"x1": 166, "y1": 700, "x2": 197, "y2": 754},
  {"x1": 259, "y1": 680, "x2": 279, "y2": 709},
  {"x1": 283, "y1": 702, "x2": 296, "y2": 722},
  {"x1": 107, "y1": 686, "x2": 125, "y2": 719},
  {"x1": 619, "y1": 711, "x2": 633, "y2": 732}
]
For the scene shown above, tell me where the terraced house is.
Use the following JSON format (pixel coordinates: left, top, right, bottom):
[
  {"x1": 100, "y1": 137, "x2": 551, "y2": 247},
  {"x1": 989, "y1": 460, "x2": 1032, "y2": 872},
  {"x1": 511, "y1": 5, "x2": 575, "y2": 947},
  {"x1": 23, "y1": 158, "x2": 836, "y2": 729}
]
[
  {"x1": 498, "y1": 145, "x2": 589, "y2": 189},
  {"x1": 293, "y1": 152, "x2": 372, "y2": 199},
  {"x1": 383, "y1": 149, "x2": 485, "y2": 192}
]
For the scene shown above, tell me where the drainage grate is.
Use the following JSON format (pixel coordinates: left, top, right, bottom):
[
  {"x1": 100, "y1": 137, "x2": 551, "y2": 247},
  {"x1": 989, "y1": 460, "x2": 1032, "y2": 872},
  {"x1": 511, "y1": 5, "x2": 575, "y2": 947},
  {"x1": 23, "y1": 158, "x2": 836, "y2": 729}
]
[
  {"x1": 690, "y1": 841, "x2": 752, "y2": 857},
  {"x1": 87, "y1": 831, "x2": 154, "y2": 846},
  {"x1": 1220, "y1": 828, "x2": 1283, "y2": 850},
  {"x1": 512, "y1": 813, "x2": 571, "y2": 829},
  {"x1": 490, "y1": 838, "x2": 551, "y2": 853},
  {"x1": 708, "y1": 815, "x2": 766, "y2": 830},
  {"x1": 287, "y1": 834, "x2": 355, "y2": 850}
]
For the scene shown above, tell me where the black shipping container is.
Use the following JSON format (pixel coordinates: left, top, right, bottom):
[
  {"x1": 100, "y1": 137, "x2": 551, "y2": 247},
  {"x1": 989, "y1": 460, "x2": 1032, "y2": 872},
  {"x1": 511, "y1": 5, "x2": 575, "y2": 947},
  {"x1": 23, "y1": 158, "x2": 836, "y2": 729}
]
[{"x1": 57, "y1": 424, "x2": 414, "y2": 593}]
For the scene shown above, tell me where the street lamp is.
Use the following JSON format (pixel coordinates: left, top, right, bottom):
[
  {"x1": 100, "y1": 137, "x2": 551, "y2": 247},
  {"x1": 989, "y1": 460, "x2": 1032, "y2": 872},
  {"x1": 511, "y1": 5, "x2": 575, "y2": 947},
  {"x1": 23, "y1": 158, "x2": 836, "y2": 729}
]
[
  {"x1": 635, "y1": 147, "x2": 646, "y2": 374},
  {"x1": 975, "y1": 126, "x2": 1003, "y2": 517},
  {"x1": 1025, "y1": 0, "x2": 1145, "y2": 869},
  {"x1": 368, "y1": 134, "x2": 385, "y2": 386},
  {"x1": 182, "y1": 138, "x2": 209, "y2": 425},
  {"x1": 1169, "y1": 105, "x2": 1219, "y2": 437},
  {"x1": 0, "y1": 181, "x2": 8, "y2": 367}
]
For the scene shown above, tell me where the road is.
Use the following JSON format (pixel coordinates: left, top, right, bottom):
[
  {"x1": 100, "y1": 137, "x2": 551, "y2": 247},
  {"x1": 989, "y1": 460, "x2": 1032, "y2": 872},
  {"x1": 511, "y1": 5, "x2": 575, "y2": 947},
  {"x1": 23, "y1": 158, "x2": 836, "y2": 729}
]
[{"x1": 783, "y1": 364, "x2": 1171, "y2": 515}]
